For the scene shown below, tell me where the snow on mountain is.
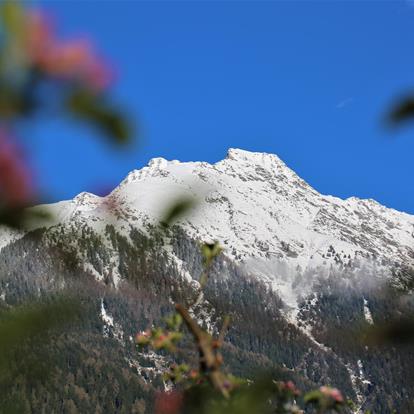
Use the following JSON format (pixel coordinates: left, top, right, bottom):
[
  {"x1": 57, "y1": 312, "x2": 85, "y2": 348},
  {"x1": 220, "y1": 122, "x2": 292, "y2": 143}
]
[
  {"x1": 111, "y1": 148, "x2": 414, "y2": 269},
  {"x1": 1, "y1": 148, "x2": 413, "y2": 413},
  {"x1": 7, "y1": 148, "x2": 414, "y2": 310}
]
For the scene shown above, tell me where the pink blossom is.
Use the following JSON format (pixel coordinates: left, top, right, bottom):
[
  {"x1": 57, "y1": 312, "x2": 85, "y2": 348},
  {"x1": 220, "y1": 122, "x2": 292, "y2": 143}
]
[
  {"x1": 284, "y1": 380, "x2": 300, "y2": 396},
  {"x1": 188, "y1": 369, "x2": 198, "y2": 379},
  {"x1": 135, "y1": 329, "x2": 151, "y2": 344},
  {"x1": 24, "y1": 10, "x2": 114, "y2": 92},
  {"x1": 319, "y1": 386, "x2": 344, "y2": 403},
  {"x1": 155, "y1": 391, "x2": 183, "y2": 414},
  {"x1": 24, "y1": 10, "x2": 56, "y2": 66},
  {"x1": 330, "y1": 388, "x2": 344, "y2": 403},
  {"x1": 0, "y1": 130, "x2": 34, "y2": 206}
]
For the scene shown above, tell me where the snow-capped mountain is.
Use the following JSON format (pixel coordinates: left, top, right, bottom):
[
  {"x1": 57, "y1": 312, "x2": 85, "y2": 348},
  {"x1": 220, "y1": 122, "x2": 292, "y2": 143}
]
[
  {"x1": 42, "y1": 147, "x2": 414, "y2": 266},
  {"x1": 1, "y1": 148, "x2": 413, "y2": 413},
  {"x1": 27, "y1": 148, "x2": 414, "y2": 307}
]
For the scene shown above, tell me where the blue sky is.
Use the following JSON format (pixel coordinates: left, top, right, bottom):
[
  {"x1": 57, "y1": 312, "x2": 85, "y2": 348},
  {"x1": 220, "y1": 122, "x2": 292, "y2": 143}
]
[{"x1": 30, "y1": 0, "x2": 414, "y2": 213}]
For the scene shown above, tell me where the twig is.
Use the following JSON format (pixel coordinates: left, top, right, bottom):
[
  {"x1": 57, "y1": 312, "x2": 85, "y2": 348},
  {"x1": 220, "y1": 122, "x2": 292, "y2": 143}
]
[
  {"x1": 175, "y1": 303, "x2": 230, "y2": 398},
  {"x1": 217, "y1": 315, "x2": 231, "y2": 347}
]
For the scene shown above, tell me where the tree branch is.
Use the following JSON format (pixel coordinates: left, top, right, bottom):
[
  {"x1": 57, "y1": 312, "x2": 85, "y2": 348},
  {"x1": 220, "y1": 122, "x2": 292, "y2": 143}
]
[{"x1": 175, "y1": 303, "x2": 230, "y2": 397}]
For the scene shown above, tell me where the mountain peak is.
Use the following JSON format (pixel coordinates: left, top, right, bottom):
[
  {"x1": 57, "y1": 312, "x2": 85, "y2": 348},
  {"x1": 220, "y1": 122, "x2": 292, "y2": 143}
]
[
  {"x1": 24, "y1": 148, "x2": 414, "y2": 276},
  {"x1": 148, "y1": 157, "x2": 169, "y2": 169},
  {"x1": 224, "y1": 148, "x2": 286, "y2": 168}
]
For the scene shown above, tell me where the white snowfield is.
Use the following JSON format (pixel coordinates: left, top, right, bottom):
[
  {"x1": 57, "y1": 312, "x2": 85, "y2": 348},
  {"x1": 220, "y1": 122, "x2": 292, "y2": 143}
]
[
  {"x1": 48, "y1": 148, "x2": 414, "y2": 264},
  {"x1": 7, "y1": 148, "x2": 414, "y2": 305},
  {"x1": 118, "y1": 148, "x2": 414, "y2": 268}
]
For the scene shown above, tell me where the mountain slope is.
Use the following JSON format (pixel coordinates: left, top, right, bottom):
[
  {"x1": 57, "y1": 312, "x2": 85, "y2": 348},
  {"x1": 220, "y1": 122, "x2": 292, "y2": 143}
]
[
  {"x1": 30, "y1": 148, "x2": 414, "y2": 310},
  {"x1": 1, "y1": 148, "x2": 413, "y2": 413}
]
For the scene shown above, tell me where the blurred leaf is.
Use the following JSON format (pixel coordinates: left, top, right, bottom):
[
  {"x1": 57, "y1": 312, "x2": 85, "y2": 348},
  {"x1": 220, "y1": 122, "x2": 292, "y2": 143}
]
[
  {"x1": 66, "y1": 89, "x2": 133, "y2": 144},
  {"x1": 0, "y1": 1, "x2": 25, "y2": 40},
  {"x1": 165, "y1": 312, "x2": 183, "y2": 330},
  {"x1": 0, "y1": 297, "x2": 82, "y2": 352},
  {"x1": 387, "y1": 96, "x2": 414, "y2": 125},
  {"x1": 201, "y1": 241, "x2": 222, "y2": 267},
  {"x1": 365, "y1": 316, "x2": 414, "y2": 345},
  {"x1": 182, "y1": 376, "x2": 277, "y2": 414},
  {"x1": 0, "y1": 205, "x2": 51, "y2": 230},
  {"x1": 0, "y1": 1, "x2": 29, "y2": 83},
  {"x1": 0, "y1": 295, "x2": 84, "y2": 383},
  {"x1": 22, "y1": 206, "x2": 52, "y2": 228},
  {"x1": 0, "y1": 68, "x2": 42, "y2": 122},
  {"x1": 0, "y1": 86, "x2": 25, "y2": 118},
  {"x1": 160, "y1": 197, "x2": 196, "y2": 228}
]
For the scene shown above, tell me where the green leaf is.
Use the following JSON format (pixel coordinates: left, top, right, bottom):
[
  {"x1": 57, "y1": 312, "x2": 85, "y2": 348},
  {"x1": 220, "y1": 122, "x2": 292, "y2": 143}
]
[
  {"x1": 201, "y1": 241, "x2": 222, "y2": 267},
  {"x1": 387, "y1": 97, "x2": 414, "y2": 125},
  {"x1": 365, "y1": 316, "x2": 414, "y2": 345},
  {"x1": 304, "y1": 389, "x2": 322, "y2": 404},
  {"x1": 160, "y1": 197, "x2": 196, "y2": 228},
  {"x1": 0, "y1": 205, "x2": 52, "y2": 230},
  {"x1": 165, "y1": 312, "x2": 183, "y2": 330},
  {"x1": 66, "y1": 89, "x2": 133, "y2": 144},
  {"x1": 0, "y1": 1, "x2": 25, "y2": 40},
  {"x1": 0, "y1": 296, "x2": 84, "y2": 383}
]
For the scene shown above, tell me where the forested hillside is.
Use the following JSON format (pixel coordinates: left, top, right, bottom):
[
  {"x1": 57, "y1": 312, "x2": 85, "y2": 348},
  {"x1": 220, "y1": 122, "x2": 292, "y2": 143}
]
[{"x1": 0, "y1": 221, "x2": 412, "y2": 413}]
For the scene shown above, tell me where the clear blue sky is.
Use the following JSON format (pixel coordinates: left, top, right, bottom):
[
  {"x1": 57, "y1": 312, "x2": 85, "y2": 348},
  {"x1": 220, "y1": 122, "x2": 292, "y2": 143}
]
[{"x1": 30, "y1": 0, "x2": 414, "y2": 213}]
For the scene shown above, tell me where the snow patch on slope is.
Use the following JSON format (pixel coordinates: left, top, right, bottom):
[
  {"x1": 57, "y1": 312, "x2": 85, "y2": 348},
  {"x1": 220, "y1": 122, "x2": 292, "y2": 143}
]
[
  {"x1": 100, "y1": 298, "x2": 124, "y2": 341},
  {"x1": 363, "y1": 298, "x2": 374, "y2": 325}
]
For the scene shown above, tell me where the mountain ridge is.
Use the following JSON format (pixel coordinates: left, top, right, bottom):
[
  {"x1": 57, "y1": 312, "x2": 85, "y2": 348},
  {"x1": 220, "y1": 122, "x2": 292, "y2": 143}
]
[
  {"x1": 4, "y1": 148, "x2": 411, "y2": 311},
  {"x1": 1, "y1": 148, "x2": 413, "y2": 413},
  {"x1": 35, "y1": 147, "x2": 414, "y2": 267}
]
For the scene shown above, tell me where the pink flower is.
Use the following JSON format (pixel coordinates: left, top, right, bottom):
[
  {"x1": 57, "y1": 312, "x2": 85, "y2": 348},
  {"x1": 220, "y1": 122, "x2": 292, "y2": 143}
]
[
  {"x1": 135, "y1": 329, "x2": 151, "y2": 344},
  {"x1": 284, "y1": 380, "x2": 300, "y2": 396},
  {"x1": 330, "y1": 388, "x2": 344, "y2": 403},
  {"x1": 24, "y1": 10, "x2": 56, "y2": 66},
  {"x1": 41, "y1": 39, "x2": 113, "y2": 92},
  {"x1": 0, "y1": 130, "x2": 34, "y2": 206},
  {"x1": 24, "y1": 10, "x2": 114, "y2": 92},
  {"x1": 319, "y1": 386, "x2": 344, "y2": 403},
  {"x1": 155, "y1": 391, "x2": 183, "y2": 414},
  {"x1": 188, "y1": 369, "x2": 198, "y2": 379},
  {"x1": 82, "y1": 53, "x2": 114, "y2": 92}
]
